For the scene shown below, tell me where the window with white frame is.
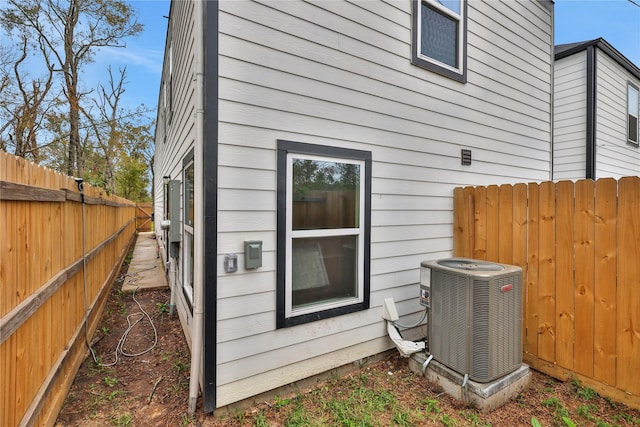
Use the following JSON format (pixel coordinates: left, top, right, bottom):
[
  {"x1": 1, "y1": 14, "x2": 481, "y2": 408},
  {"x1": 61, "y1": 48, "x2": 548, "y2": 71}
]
[
  {"x1": 277, "y1": 141, "x2": 371, "y2": 328},
  {"x1": 183, "y1": 153, "x2": 195, "y2": 306},
  {"x1": 628, "y1": 83, "x2": 639, "y2": 145},
  {"x1": 412, "y1": 0, "x2": 467, "y2": 82}
]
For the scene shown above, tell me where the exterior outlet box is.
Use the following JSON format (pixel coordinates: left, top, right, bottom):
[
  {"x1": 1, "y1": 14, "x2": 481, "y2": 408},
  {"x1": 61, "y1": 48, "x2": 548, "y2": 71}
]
[
  {"x1": 382, "y1": 298, "x2": 399, "y2": 321},
  {"x1": 224, "y1": 254, "x2": 238, "y2": 273},
  {"x1": 168, "y1": 180, "x2": 181, "y2": 243},
  {"x1": 244, "y1": 240, "x2": 262, "y2": 269}
]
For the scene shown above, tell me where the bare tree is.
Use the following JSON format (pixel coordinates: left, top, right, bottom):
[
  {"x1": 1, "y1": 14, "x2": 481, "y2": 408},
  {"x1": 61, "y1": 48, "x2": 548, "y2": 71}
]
[
  {"x1": 1, "y1": 0, "x2": 142, "y2": 175},
  {"x1": 10, "y1": 36, "x2": 55, "y2": 161},
  {"x1": 83, "y1": 65, "x2": 126, "y2": 194}
]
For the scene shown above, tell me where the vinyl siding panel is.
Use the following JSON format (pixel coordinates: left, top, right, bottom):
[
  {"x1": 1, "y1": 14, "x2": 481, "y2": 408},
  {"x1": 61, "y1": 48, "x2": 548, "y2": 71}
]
[
  {"x1": 553, "y1": 51, "x2": 587, "y2": 180},
  {"x1": 215, "y1": 0, "x2": 552, "y2": 407},
  {"x1": 595, "y1": 52, "x2": 640, "y2": 178},
  {"x1": 152, "y1": 1, "x2": 198, "y2": 336}
]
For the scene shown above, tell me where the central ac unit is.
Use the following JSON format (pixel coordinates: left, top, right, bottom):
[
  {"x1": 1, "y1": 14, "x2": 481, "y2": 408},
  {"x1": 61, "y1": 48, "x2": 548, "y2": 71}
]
[{"x1": 420, "y1": 258, "x2": 522, "y2": 383}]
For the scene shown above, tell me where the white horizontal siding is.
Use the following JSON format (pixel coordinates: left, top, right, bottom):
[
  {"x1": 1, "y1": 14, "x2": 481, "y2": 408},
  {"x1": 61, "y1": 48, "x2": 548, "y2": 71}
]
[
  {"x1": 553, "y1": 52, "x2": 587, "y2": 180},
  {"x1": 153, "y1": 1, "x2": 198, "y2": 341},
  {"x1": 216, "y1": 336, "x2": 395, "y2": 406},
  {"x1": 595, "y1": 51, "x2": 640, "y2": 179},
  {"x1": 215, "y1": 0, "x2": 552, "y2": 407}
]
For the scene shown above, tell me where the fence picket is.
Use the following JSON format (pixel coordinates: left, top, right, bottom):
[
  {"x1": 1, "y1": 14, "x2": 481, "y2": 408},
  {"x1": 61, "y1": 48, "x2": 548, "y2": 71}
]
[
  {"x1": 463, "y1": 186, "x2": 475, "y2": 258},
  {"x1": 526, "y1": 183, "x2": 540, "y2": 357},
  {"x1": 617, "y1": 177, "x2": 640, "y2": 395},
  {"x1": 513, "y1": 183, "x2": 528, "y2": 352},
  {"x1": 499, "y1": 184, "x2": 514, "y2": 264},
  {"x1": 472, "y1": 186, "x2": 487, "y2": 260},
  {"x1": 453, "y1": 187, "x2": 465, "y2": 257},
  {"x1": 593, "y1": 178, "x2": 617, "y2": 385},
  {"x1": 538, "y1": 181, "x2": 556, "y2": 363},
  {"x1": 486, "y1": 185, "x2": 500, "y2": 261},
  {"x1": 574, "y1": 179, "x2": 595, "y2": 377},
  {"x1": 555, "y1": 180, "x2": 574, "y2": 370}
]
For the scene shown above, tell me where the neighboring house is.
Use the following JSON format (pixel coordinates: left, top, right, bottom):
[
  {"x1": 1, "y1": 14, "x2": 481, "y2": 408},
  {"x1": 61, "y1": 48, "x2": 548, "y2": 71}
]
[
  {"x1": 554, "y1": 38, "x2": 640, "y2": 180},
  {"x1": 153, "y1": 0, "x2": 554, "y2": 413}
]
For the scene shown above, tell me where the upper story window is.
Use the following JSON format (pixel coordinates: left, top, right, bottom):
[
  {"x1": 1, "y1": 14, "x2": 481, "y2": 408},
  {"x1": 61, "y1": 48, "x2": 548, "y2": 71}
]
[
  {"x1": 412, "y1": 0, "x2": 467, "y2": 83},
  {"x1": 628, "y1": 83, "x2": 639, "y2": 145},
  {"x1": 277, "y1": 140, "x2": 371, "y2": 328}
]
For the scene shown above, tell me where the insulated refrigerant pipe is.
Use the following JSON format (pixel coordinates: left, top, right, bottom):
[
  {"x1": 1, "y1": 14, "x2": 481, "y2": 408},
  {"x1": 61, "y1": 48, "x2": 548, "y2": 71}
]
[{"x1": 188, "y1": 0, "x2": 205, "y2": 415}]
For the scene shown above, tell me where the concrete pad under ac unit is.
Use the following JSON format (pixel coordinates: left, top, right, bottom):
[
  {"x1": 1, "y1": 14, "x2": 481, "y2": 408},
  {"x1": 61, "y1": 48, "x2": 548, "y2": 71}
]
[{"x1": 408, "y1": 352, "x2": 531, "y2": 412}]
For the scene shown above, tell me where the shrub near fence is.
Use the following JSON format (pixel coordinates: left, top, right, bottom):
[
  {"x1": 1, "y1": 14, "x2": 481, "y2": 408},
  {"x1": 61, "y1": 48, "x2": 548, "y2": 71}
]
[
  {"x1": 0, "y1": 150, "x2": 136, "y2": 427},
  {"x1": 453, "y1": 177, "x2": 640, "y2": 410}
]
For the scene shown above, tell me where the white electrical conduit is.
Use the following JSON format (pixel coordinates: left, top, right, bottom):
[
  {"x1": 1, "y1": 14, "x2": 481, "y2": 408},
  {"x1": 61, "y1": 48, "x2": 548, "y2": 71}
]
[
  {"x1": 386, "y1": 321, "x2": 425, "y2": 358},
  {"x1": 189, "y1": 0, "x2": 205, "y2": 415}
]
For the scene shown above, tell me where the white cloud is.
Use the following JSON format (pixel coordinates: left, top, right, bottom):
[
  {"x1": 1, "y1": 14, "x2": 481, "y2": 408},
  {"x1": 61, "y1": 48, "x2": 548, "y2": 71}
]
[{"x1": 93, "y1": 46, "x2": 163, "y2": 76}]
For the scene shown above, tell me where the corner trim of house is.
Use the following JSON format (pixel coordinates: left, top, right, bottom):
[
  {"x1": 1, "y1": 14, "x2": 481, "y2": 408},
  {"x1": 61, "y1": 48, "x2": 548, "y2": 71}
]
[
  {"x1": 586, "y1": 45, "x2": 597, "y2": 180},
  {"x1": 202, "y1": 0, "x2": 219, "y2": 414}
]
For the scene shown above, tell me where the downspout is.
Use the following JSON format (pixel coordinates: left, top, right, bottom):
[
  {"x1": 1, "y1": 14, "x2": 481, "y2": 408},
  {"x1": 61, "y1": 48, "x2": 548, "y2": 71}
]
[
  {"x1": 586, "y1": 45, "x2": 597, "y2": 180},
  {"x1": 549, "y1": 2, "x2": 555, "y2": 181},
  {"x1": 189, "y1": 0, "x2": 205, "y2": 414}
]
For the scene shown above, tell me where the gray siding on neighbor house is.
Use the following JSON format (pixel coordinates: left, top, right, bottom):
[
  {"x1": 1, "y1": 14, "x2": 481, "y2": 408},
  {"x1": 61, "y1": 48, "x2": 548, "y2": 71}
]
[
  {"x1": 595, "y1": 52, "x2": 640, "y2": 178},
  {"x1": 553, "y1": 51, "x2": 587, "y2": 180},
  {"x1": 552, "y1": 41, "x2": 640, "y2": 181},
  {"x1": 215, "y1": 0, "x2": 552, "y2": 407},
  {"x1": 153, "y1": 0, "x2": 198, "y2": 340}
]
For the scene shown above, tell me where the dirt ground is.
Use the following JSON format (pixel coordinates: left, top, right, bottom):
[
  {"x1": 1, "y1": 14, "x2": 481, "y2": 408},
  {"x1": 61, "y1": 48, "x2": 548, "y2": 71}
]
[{"x1": 55, "y1": 253, "x2": 640, "y2": 427}]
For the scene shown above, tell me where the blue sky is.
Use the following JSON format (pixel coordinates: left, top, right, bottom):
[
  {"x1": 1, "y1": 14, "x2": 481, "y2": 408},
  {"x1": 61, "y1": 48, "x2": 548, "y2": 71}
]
[
  {"x1": 555, "y1": 0, "x2": 640, "y2": 65},
  {"x1": 86, "y1": 1, "x2": 170, "y2": 116},
  {"x1": 88, "y1": 0, "x2": 640, "y2": 118}
]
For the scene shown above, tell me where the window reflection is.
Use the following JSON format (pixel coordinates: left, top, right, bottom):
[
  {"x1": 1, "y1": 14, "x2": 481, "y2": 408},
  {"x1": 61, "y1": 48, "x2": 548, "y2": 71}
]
[{"x1": 292, "y1": 159, "x2": 360, "y2": 230}]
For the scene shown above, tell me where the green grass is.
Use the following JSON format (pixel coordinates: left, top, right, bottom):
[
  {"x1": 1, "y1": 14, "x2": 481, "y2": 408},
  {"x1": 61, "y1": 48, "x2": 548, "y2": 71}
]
[
  {"x1": 103, "y1": 376, "x2": 119, "y2": 387},
  {"x1": 174, "y1": 360, "x2": 190, "y2": 374},
  {"x1": 572, "y1": 379, "x2": 598, "y2": 400},
  {"x1": 111, "y1": 413, "x2": 132, "y2": 427},
  {"x1": 157, "y1": 302, "x2": 171, "y2": 313},
  {"x1": 542, "y1": 397, "x2": 571, "y2": 424},
  {"x1": 577, "y1": 403, "x2": 598, "y2": 421}
]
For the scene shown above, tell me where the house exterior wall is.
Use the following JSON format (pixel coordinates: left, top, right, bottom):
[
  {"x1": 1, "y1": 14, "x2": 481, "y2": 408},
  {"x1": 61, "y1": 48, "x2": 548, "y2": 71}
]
[
  {"x1": 552, "y1": 42, "x2": 640, "y2": 181},
  {"x1": 595, "y1": 52, "x2": 640, "y2": 178},
  {"x1": 153, "y1": 0, "x2": 198, "y2": 342},
  {"x1": 214, "y1": 0, "x2": 553, "y2": 408},
  {"x1": 553, "y1": 51, "x2": 587, "y2": 180}
]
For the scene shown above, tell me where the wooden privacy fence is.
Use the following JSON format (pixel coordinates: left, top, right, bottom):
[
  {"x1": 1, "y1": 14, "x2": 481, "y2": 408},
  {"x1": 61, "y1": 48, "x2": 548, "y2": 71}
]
[
  {"x1": 453, "y1": 177, "x2": 640, "y2": 410},
  {"x1": 0, "y1": 151, "x2": 136, "y2": 427},
  {"x1": 135, "y1": 202, "x2": 153, "y2": 232}
]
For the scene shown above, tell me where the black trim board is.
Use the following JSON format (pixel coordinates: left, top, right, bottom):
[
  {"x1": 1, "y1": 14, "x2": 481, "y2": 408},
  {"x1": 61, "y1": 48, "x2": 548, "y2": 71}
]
[
  {"x1": 202, "y1": 0, "x2": 219, "y2": 414},
  {"x1": 586, "y1": 45, "x2": 597, "y2": 180},
  {"x1": 275, "y1": 140, "x2": 372, "y2": 329}
]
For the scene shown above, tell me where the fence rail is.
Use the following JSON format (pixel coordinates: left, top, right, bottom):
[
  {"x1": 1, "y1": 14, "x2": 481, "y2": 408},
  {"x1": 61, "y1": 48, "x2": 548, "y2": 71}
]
[
  {"x1": 453, "y1": 177, "x2": 640, "y2": 410},
  {"x1": 135, "y1": 202, "x2": 153, "y2": 232},
  {"x1": 0, "y1": 150, "x2": 136, "y2": 427}
]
